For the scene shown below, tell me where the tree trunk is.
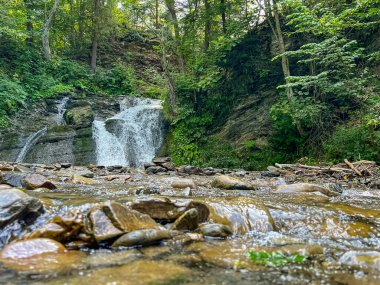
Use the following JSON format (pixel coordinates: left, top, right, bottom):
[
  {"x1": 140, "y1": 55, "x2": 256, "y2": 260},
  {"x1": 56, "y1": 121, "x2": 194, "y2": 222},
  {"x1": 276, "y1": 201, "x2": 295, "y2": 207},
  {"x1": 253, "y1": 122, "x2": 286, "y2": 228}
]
[
  {"x1": 272, "y1": 0, "x2": 293, "y2": 100},
  {"x1": 42, "y1": 0, "x2": 60, "y2": 61},
  {"x1": 204, "y1": 0, "x2": 211, "y2": 50},
  {"x1": 24, "y1": 0, "x2": 34, "y2": 44},
  {"x1": 221, "y1": 0, "x2": 226, "y2": 34},
  {"x1": 91, "y1": 0, "x2": 100, "y2": 73},
  {"x1": 164, "y1": 0, "x2": 185, "y2": 72}
]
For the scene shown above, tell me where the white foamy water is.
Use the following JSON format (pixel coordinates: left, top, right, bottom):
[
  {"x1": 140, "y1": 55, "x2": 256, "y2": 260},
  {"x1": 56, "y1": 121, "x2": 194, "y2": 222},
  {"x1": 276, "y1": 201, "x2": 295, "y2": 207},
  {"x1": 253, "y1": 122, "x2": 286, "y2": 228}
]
[{"x1": 92, "y1": 97, "x2": 165, "y2": 167}]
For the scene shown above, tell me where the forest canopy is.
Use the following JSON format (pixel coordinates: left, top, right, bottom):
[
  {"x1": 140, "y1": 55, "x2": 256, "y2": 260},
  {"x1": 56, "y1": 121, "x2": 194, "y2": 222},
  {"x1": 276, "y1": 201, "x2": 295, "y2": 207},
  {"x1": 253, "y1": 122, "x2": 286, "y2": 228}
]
[{"x1": 1, "y1": 0, "x2": 380, "y2": 169}]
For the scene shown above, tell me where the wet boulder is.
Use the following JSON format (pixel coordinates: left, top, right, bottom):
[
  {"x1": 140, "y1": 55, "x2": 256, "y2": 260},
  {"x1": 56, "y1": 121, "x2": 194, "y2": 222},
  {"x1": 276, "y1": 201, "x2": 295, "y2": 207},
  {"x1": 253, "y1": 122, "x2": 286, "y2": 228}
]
[
  {"x1": 0, "y1": 238, "x2": 84, "y2": 274},
  {"x1": 276, "y1": 183, "x2": 340, "y2": 197},
  {"x1": 26, "y1": 210, "x2": 91, "y2": 243},
  {"x1": 199, "y1": 224, "x2": 233, "y2": 238},
  {"x1": 0, "y1": 188, "x2": 43, "y2": 228},
  {"x1": 0, "y1": 238, "x2": 66, "y2": 259},
  {"x1": 170, "y1": 209, "x2": 199, "y2": 231},
  {"x1": 171, "y1": 179, "x2": 197, "y2": 189},
  {"x1": 112, "y1": 229, "x2": 172, "y2": 247},
  {"x1": 22, "y1": 174, "x2": 57, "y2": 190},
  {"x1": 146, "y1": 166, "x2": 167, "y2": 175},
  {"x1": 89, "y1": 208, "x2": 124, "y2": 242},
  {"x1": 0, "y1": 173, "x2": 24, "y2": 187},
  {"x1": 211, "y1": 175, "x2": 253, "y2": 190},
  {"x1": 87, "y1": 201, "x2": 161, "y2": 243},
  {"x1": 130, "y1": 198, "x2": 209, "y2": 222}
]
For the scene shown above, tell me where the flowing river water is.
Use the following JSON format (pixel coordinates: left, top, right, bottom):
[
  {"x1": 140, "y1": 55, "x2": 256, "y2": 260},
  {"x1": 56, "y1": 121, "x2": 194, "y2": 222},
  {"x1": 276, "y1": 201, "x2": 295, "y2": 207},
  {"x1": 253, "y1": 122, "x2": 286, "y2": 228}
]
[{"x1": 0, "y1": 166, "x2": 380, "y2": 285}]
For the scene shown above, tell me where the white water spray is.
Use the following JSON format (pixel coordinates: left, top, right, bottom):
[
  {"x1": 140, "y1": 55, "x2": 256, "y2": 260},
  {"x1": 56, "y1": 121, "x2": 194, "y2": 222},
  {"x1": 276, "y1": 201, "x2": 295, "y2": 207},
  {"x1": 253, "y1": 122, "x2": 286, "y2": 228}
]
[{"x1": 92, "y1": 97, "x2": 165, "y2": 167}]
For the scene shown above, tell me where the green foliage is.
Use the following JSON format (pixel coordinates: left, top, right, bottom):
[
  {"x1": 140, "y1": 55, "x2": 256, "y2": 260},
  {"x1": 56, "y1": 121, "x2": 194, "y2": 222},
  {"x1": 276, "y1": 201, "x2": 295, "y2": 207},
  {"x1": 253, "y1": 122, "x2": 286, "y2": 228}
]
[
  {"x1": 247, "y1": 251, "x2": 308, "y2": 267},
  {"x1": 92, "y1": 65, "x2": 136, "y2": 96},
  {"x1": 324, "y1": 124, "x2": 380, "y2": 163}
]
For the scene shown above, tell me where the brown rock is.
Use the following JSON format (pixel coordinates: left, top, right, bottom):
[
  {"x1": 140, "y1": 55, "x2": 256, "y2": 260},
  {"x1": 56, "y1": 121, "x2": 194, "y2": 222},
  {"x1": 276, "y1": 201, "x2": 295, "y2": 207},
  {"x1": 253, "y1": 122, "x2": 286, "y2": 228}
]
[
  {"x1": 104, "y1": 175, "x2": 131, "y2": 182},
  {"x1": 130, "y1": 198, "x2": 209, "y2": 222},
  {"x1": 171, "y1": 179, "x2": 197, "y2": 189},
  {"x1": 89, "y1": 209, "x2": 124, "y2": 242},
  {"x1": 112, "y1": 229, "x2": 171, "y2": 247},
  {"x1": 0, "y1": 238, "x2": 66, "y2": 259},
  {"x1": 68, "y1": 174, "x2": 97, "y2": 185},
  {"x1": 0, "y1": 164, "x2": 14, "y2": 171},
  {"x1": 102, "y1": 201, "x2": 161, "y2": 232},
  {"x1": 211, "y1": 175, "x2": 253, "y2": 190},
  {"x1": 171, "y1": 209, "x2": 199, "y2": 231},
  {"x1": 199, "y1": 224, "x2": 233, "y2": 238},
  {"x1": 22, "y1": 174, "x2": 57, "y2": 190}
]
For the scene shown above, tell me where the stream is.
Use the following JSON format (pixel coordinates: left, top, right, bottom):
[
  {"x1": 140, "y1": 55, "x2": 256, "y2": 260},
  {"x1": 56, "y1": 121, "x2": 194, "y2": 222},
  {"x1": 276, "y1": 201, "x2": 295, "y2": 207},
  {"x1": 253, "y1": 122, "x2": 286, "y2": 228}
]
[{"x1": 0, "y1": 165, "x2": 380, "y2": 285}]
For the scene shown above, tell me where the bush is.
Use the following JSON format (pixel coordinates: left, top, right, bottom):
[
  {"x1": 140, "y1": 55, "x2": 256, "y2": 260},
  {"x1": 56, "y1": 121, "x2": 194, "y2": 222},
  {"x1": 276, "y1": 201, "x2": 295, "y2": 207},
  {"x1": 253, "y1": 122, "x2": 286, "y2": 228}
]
[{"x1": 323, "y1": 124, "x2": 380, "y2": 163}]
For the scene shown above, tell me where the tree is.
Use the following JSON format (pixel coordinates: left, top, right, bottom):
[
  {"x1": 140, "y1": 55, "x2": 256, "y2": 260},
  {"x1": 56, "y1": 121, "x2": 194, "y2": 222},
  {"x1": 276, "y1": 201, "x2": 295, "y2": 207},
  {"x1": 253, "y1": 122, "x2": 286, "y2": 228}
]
[{"x1": 42, "y1": 0, "x2": 60, "y2": 61}]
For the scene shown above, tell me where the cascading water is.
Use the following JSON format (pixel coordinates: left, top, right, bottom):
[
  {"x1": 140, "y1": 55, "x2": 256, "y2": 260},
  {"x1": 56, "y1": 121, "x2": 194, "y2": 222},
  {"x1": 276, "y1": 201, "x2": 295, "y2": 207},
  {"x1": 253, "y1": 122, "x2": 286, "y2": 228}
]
[
  {"x1": 56, "y1": 96, "x2": 69, "y2": 125},
  {"x1": 15, "y1": 96, "x2": 70, "y2": 163},
  {"x1": 15, "y1": 127, "x2": 48, "y2": 163},
  {"x1": 92, "y1": 97, "x2": 165, "y2": 167}
]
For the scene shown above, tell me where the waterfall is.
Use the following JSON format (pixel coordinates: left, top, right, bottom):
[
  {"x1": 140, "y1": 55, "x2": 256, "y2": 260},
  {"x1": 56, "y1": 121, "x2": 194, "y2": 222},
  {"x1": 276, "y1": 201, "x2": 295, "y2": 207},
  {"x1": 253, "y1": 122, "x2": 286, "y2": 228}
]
[
  {"x1": 56, "y1": 96, "x2": 69, "y2": 125},
  {"x1": 15, "y1": 97, "x2": 70, "y2": 163},
  {"x1": 16, "y1": 127, "x2": 48, "y2": 163},
  {"x1": 92, "y1": 97, "x2": 165, "y2": 167}
]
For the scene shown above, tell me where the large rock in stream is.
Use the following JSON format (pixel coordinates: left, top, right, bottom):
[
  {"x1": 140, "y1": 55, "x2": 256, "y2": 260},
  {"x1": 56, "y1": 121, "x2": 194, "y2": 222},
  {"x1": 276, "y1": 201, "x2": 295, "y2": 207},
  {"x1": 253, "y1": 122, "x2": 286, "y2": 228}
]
[
  {"x1": 22, "y1": 173, "x2": 57, "y2": 190},
  {"x1": 130, "y1": 198, "x2": 209, "y2": 222},
  {"x1": 0, "y1": 188, "x2": 43, "y2": 228},
  {"x1": 88, "y1": 201, "x2": 161, "y2": 243}
]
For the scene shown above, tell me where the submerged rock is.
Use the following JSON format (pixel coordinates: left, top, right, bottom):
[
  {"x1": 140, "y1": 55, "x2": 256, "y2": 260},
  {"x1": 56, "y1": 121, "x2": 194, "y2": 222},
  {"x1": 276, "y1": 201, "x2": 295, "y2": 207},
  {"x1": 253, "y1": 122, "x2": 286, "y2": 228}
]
[
  {"x1": 22, "y1": 173, "x2": 57, "y2": 190},
  {"x1": 199, "y1": 224, "x2": 233, "y2": 238},
  {"x1": 0, "y1": 188, "x2": 43, "y2": 228},
  {"x1": 112, "y1": 229, "x2": 171, "y2": 247},
  {"x1": 0, "y1": 238, "x2": 84, "y2": 273},
  {"x1": 47, "y1": 260, "x2": 189, "y2": 285},
  {"x1": 339, "y1": 251, "x2": 380, "y2": 272},
  {"x1": 276, "y1": 183, "x2": 340, "y2": 197},
  {"x1": 171, "y1": 208, "x2": 199, "y2": 231},
  {"x1": 206, "y1": 196, "x2": 274, "y2": 234},
  {"x1": 130, "y1": 197, "x2": 209, "y2": 222},
  {"x1": 211, "y1": 175, "x2": 253, "y2": 190}
]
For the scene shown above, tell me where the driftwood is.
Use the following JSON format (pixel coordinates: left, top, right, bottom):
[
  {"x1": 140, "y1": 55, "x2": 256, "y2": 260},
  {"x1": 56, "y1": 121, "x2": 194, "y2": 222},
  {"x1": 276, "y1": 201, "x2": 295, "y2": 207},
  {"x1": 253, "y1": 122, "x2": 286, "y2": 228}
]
[
  {"x1": 344, "y1": 159, "x2": 362, "y2": 176},
  {"x1": 272, "y1": 160, "x2": 377, "y2": 178}
]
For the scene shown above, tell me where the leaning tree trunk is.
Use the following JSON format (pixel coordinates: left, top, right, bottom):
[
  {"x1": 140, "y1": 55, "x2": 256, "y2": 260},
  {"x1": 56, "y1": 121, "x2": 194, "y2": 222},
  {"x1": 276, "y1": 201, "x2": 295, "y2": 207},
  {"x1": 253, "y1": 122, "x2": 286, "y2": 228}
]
[{"x1": 42, "y1": 0, "x2": 60, "y2": 61}]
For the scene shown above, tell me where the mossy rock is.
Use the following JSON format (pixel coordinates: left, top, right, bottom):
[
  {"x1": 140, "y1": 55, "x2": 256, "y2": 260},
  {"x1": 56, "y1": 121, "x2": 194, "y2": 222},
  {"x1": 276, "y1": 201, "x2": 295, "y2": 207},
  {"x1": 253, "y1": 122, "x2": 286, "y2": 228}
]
[{"x1": 66, "y1": 106, "x2": 94, "y2": 128}]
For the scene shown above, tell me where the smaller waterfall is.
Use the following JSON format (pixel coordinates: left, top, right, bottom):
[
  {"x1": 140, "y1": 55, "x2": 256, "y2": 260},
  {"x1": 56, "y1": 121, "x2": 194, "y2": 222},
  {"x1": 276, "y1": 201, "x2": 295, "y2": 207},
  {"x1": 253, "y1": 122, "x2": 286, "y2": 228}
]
[
  {"x1": 92, "y1": 97, "x2": 165, "y2": 167},
  {"x1": 15, "y1": 97, "x2": 70, "y2": 163},
  {"x1": 56, "y1": 96, "x2": 69, "y2": 125},
  {"x1": 16, "y1": 127, "x2": 48, "y2": 163}
]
